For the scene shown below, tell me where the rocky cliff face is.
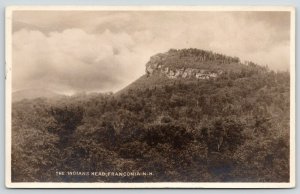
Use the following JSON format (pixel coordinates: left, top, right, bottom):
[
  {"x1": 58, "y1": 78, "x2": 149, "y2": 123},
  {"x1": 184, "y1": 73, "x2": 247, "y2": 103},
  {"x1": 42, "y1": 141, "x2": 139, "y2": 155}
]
[
  {"x1": 145, "y1": 49, "x2": 226, "y2": 80},
  {"x1": 146, "y1": 63, "x2": 221, "y2": 79}
]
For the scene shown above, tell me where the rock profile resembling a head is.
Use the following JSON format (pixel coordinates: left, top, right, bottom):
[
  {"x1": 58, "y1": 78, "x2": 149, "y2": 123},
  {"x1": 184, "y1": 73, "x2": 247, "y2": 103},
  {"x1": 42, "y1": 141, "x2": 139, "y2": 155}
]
[
  {"x1": 117, "y1": 48, "x2": 267, "y2": 95},
  {"x1": 145, "y1": 48, "x2": 244, "y2": 79}
]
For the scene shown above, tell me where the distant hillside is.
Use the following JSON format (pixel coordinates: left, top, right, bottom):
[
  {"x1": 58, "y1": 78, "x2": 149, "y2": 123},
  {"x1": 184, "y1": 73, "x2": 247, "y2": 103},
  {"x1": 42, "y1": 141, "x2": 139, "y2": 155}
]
[{"x1": 12, "y1": 88, "x2": 60, "y2": 102}]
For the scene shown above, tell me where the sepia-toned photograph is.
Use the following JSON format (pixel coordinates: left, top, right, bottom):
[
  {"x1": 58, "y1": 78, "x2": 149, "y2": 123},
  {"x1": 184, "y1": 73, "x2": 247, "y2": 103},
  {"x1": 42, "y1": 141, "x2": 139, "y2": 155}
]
[{"x1": 5, "y1": 6, "x2": 295, "y2": 188}]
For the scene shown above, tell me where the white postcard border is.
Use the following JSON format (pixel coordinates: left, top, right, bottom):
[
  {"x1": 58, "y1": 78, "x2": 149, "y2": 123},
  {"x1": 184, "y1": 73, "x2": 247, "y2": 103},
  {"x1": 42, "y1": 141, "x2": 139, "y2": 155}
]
[{"x1": 5, "y1": 6, "x2": 296, "y2": 188}]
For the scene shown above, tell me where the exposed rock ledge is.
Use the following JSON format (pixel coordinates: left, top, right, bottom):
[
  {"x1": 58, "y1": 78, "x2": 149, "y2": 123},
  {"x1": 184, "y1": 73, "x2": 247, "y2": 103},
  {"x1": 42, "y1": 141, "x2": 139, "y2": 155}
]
[{"x1": 146, "y1": 62, "x2": 222, "y2": 80}]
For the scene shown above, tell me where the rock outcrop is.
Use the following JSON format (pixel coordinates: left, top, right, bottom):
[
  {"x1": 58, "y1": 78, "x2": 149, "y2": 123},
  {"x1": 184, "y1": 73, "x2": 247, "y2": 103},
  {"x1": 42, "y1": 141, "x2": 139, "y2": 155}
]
[
  {"x1": 146, "y1": 64, "x2": 221, "y2": 79},
  {"x1": 145, "y1": 49, "x2": 226, "y2": 80}
]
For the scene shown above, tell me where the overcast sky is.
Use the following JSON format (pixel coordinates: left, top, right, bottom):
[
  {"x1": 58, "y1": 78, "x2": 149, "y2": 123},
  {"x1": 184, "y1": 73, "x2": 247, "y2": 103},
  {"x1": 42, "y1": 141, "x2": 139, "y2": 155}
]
[{"x1": 12, "y1": 11, "x2": 291, "y2": 94}]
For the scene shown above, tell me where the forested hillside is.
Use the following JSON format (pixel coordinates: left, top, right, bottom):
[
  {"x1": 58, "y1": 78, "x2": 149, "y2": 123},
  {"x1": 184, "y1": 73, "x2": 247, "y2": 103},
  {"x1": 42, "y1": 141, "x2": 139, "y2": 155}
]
[{"x1": 11, "y1": 49, "x2": 290, "y2": 182}]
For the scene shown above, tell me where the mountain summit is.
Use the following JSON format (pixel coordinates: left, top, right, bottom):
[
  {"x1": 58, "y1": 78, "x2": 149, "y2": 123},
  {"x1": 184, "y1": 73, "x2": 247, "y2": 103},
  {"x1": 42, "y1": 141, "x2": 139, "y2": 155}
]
[
  {"x1": 145, "y1": 48, "x2": 242, "y2": 80},
  {"x1": 118, "y1": 48, "x2": 257, "y2": 94}
]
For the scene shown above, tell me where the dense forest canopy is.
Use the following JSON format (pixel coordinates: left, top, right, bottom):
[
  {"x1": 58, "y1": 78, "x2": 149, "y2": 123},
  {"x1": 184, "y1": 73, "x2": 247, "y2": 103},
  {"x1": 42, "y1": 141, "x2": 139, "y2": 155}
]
[{"x1": 12, "y1": 48, "x2": 290, "y2": 182}]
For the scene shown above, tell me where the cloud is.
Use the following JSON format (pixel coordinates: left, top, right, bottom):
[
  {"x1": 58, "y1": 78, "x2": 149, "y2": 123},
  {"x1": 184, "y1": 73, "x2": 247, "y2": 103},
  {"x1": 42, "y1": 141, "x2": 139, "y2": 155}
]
[
  {"x1": 12, "y1": 11, "x2": 291, "y2": 93},
  {"x1": 13, "y1": 28, "x2": 148, "y2": 93}
]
